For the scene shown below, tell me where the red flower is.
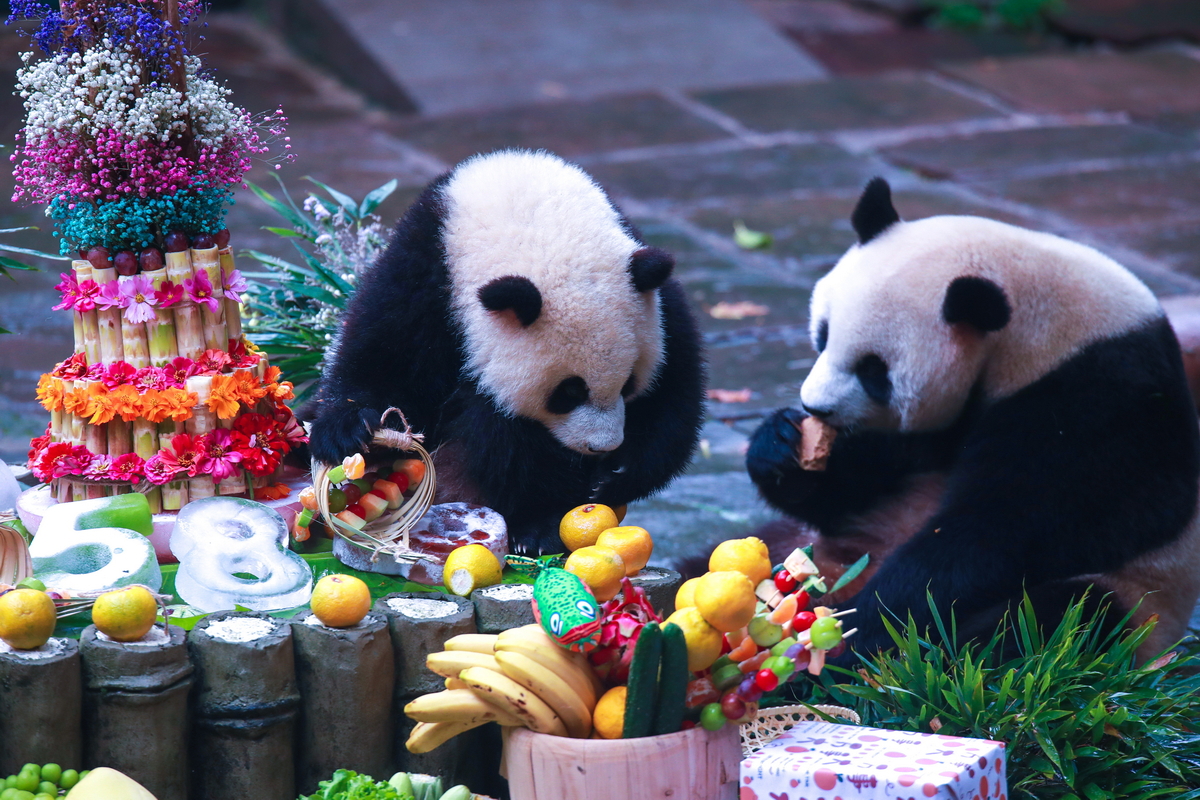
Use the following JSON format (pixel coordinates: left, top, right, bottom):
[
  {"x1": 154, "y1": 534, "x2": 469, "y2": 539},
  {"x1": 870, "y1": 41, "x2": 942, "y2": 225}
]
[
  {"x1": 164, "y1": 357, "x2": 198, "y2": 388},
  {"x1": 227, "y1": 339, "x2": 261, "y2": 369},
  {"x1": 197, "y1": 428, "x2": 245, "y2": 482},
  {"x1": 159, "y1": 434, "x2": 205, "y2": 478},
  {"x1": 74, "y1": 279, "x2": 101, "y2": 313},
  {"x1": 34, "y1": 442, "x2": 92, "y2": 482},
  {"x1": 27, "y1": 425, "x2": 51, "y2": 464},
  {"x1": 103, "y1": 361, "x2": 138, "y2": 389},
  {"x1": 109, "y1": 453, "x2": 145, "y2": 483},
  {"x1": 153, "y1": 279, "x2": 185, "y2": 308},
  {"x1": 53, "y1": 352, "x2": 89, "y2": 380},
  {"x1": 196, "y1": 348, "x2": 232, "y2": 375},
  {"x1": 234, "y1": 413, "x2": 285, "y2": 475}
]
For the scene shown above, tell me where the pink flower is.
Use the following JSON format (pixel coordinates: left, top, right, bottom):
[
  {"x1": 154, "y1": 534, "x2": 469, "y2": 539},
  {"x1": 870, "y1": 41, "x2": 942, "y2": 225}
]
[
  {"x1": 184, "y1": 270, "x2": 220, "y2": 313},
  {"x1": 74, "y1": 279, "x2": 101, "y2": 312},
  {"x1": 143, "y1": 454, "x2": 179, "y2": 485},
  {"x1": 221, "y1": 268, "x2": 247, "y2": 302},
  {"x1": 103, "y1": 362, "x2": 138, "y2": 389},
  {"x1": 84, "y1": 363, "x2": 106, "y2": 380},
  {"x1": 35, "y1": 442, "x2": 92, "y2": 480},
  {"x1": 135, "y1": 367, "x2": 170, "y2": 392},
  {"x1": 94, "y1": 280, "x2": 126, "y2": 311},
  {"x1": 154, "y1": 280, "x2": 184, "y2": 308},
  {"x1": 275, "y1": 411, "x2": 308, "y2": 449},
  {"x1": 159, "y1": 433, "x2": 205, "y2": 477},
  {"x1": 109, "y1": 453, "x2": 145, "y2": 482},
  {"x1": 83, "y1": 455, "x2": 114, "y2": 481},
  {"x1": 197, "y1": 428, "x2": 244, "y2": 482},
  {"x1": 195, "y1": 349, "x2": 232, "y2": 375},
  {"x1": 164, "y1": 357, "x2": 198, "y2": 387},
  {"x1": 119, "y1": 275, "x2": 158, "y2": 324},
  {"x1": 52, "y1": 273, "x2": 80, "y2": 311}
]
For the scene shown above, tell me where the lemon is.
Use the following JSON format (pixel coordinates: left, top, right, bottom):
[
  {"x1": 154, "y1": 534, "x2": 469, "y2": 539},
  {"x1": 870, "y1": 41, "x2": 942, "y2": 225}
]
[
  {"x1": 592, "y1": 685, "x2": 628, "y2": 739},
  {"x1": 595, "y1": 526, "x2": 653, "y2": 576},
  {"x1": 0, "y1": 588, "x2": 56, "y2": 650},
  {"x1": 564, "y1": 545, "x2": 625, "y2": 602},
  {"x1": 559, "y1": 504, "x2": 620, "y2": 552},
  {"x1": 708, "y1": 537, "x2": 772, "y2": 585},
  {"x1": 675, "y1": 577, "x2": 701, "y2": 611},
  {"x1": 311, "y1": 574, "x2": 372, "y2": 627},
  {"x1": 92, "y1": 586, "x2": 158, "y2": 643},
  {"x1": 442, "y1": 544, "x2": 503, "y2": 597},
  {"x1": 664, "y1": 606, "x2": 723, "y2": 672},
  {"x1": 693, "y1": 571, "x2": 756, "y2": 632}
]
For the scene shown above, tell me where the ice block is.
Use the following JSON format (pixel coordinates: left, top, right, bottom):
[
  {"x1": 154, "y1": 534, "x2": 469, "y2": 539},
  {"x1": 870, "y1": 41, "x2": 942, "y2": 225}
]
[
  {"x1": 38, "y1": 493, "x2": 153, "y2": 539},
  {"x1": 31, "y1": 526, "x2": 161, "y2": 593},
  {"x1": 170, "y1": 497, "x2": 312, "y2": 612}
]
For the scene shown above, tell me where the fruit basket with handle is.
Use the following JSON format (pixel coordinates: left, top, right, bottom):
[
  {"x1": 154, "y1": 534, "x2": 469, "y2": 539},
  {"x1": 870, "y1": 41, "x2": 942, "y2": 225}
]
[
  {"x1": 740, "y1": 703, "x2": 861, "y2": 757},
  {"x1": 313, "y1": 408, "x2": 437, "y2": 563}
]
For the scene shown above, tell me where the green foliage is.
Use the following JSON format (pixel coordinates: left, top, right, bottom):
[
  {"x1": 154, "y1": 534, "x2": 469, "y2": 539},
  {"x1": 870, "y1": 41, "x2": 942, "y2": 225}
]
[
  {"x1": 241, "y1": 175, "x2": 397, "y2": 402},
  {"x1": 0, "y1": 225, "x2": 68, "y2": 334},
  {"x1": 299, "y1": 769, "x2": 411, "y2": 800},
  {"x1": 791, "y1": 594, "x2": 1200, "y2": 799},
  {"x1": 928, "y1": 0, "x2": 1064, "y2": 32}
]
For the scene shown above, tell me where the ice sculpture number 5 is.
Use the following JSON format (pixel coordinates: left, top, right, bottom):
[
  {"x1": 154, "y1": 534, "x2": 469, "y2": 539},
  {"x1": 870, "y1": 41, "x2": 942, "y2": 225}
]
[{"x1": 171, "y1": 497, "x2": 313, "y2": 612}]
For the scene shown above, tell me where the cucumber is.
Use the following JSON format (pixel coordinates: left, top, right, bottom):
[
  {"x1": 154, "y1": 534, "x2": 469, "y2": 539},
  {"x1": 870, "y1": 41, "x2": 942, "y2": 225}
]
[
  {"x1": 652, "y1": 622, "x2": 689, "y2": 736},
  {"x1": 622, "y1": 621, "x2": 663, "y2": 738}
]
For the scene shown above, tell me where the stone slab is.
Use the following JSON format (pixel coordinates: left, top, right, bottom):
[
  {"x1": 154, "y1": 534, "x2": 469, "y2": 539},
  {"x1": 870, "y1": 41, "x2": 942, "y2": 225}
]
[
  {"x1": 881, "y1": 123, "x2": 1196, "y2": 180},
  {"x1": 785, "y1": 28, "x2": 1057, "y2": 76},
  {"x1": 942, "y1": 51, "x2": 1200, "y2": 116},
  {"x1": 390, "y1": 93, "x2": 732, "y2": 165},
  {"x1": 1047, "y1": 0, "x2": 1200, "y2": 45},
  {"x1": 691, "y1": 74, "x2": 1001, "y2": 134},
  {"x1": 320, "y1": 0, "x2": 827, "y2": 116},
  {"x1": 977, "y1": 159, "x2": 1200, "y2": 229},
  {"x1": 587, "y1": 143, "x2": 876, "y2": 202}
]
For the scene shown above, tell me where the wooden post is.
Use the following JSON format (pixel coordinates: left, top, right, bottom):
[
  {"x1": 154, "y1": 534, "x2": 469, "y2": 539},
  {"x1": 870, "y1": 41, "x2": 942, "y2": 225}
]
[
  {"x1": 73, "y1": 260, "x2": 102, "y2": 365},
  {"x1": 165, "y1": 251, "x2": 205, "y2": 360},
  {"x1": 219, "y1": 247, "x2": 242, "y2": 349},
  {"x1": 117, "y1": 275, "x2": 151, "y2": 369},
  {"x1": 91, "y1": 265, "x2": 125, "y2": 364},
  {"x1": 185, "y1": 375, "x2": 216, "y2": 500},
  {"x1": 158, "y1": 420, "x2": 188, "y2": 511},
  {"x1": 144, "y1": 266, "x2": 179, "y2": 365},
  {"x1": 191, "y1": 245, "x2": 226, "y2": 351}
]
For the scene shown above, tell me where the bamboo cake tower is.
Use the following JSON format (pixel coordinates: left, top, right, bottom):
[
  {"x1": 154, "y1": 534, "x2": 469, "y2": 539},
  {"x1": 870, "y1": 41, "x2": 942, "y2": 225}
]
[{"x1": 13, "y1": 0, "x2": 305, "y2": 512}]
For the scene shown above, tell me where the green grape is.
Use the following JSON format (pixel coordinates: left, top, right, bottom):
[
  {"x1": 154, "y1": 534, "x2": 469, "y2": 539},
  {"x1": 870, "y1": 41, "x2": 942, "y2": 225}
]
[
  {"x1": 713, "y1": 663, "x2": 743, "y2": 690},
  {"x1": 770, "y1": 636, "x2": 797, "y2": 657},
  {"x1": 13, "y1": 771, "x2": 37, "y2": 794},
  {"x1": 699, "y1": 702, "x2": 727, "y2": 731},
  {"x1": 37, "y1": 766, "x2": 59, "y2": 787},
  {"x1": 808, "y1": 616, "x2": 842, "y2": 650},
  {"x1": 58, "y1": 771, "x2": 79, "y2": 791},
  {"x1": 35, "y1": 784, "x2": 54, "y2": 797}
]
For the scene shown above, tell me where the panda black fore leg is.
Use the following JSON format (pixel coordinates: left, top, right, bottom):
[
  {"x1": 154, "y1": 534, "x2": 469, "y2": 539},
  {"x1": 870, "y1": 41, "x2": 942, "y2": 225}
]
[{"x1": 307, "y1": 405, "x2": 382, "y2": 465}]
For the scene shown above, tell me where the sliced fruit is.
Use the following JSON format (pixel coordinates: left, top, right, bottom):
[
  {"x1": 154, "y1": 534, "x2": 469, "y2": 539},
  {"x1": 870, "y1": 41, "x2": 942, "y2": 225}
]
[
  {"x1": 359, "y1": 493, "x2": 389, "y2": 523},
  {"x1": 442, "y1": 544, "x2": 503, "y2": 597},
  {"x1": 372, "y1": 479, "x2": 403, "y2": 509},
  {"x1": 334, "y1": 509, "x2": 367, "y2": 530}
]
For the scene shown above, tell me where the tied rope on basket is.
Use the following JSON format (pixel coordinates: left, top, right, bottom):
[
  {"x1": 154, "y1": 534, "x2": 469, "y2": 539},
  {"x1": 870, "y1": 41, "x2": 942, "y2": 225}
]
[{"x1": 313, "y1": 407, "x2": 436, "y2": 563}]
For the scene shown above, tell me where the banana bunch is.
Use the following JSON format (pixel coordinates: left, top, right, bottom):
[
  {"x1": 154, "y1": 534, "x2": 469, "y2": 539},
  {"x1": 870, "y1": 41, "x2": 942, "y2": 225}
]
[{"x1": 405, "y1": 624, "x2": 604, "y2": 752}]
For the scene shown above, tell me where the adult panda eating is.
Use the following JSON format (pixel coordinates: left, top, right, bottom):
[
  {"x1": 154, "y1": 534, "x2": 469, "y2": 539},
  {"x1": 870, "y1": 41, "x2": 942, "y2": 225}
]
[
  {"x1": 308, "y1": 150, "x2": 705, "y2": 555},
  {"x1": 747, "y1": 177, "x2": 1200, "y2": 660}
]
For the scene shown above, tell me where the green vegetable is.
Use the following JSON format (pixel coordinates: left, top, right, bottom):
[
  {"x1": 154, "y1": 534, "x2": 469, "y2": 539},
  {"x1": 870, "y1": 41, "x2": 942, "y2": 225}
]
[
  {"x1": 436, "y1": 787, "x2": 471, "y2": 800},
  {"x1": 733, "y1": 220, "x2": 772, "y2": 250},
  {"x1": 623, "y1": 621, "x2": 663, "y2": 738},
  {"x1": 409, "y1": 774, "x2": 442, "y2": 800},
  {"x1": 387, "y1": 773, "x2": 413, "y2": 797},
  {"x1": 652, "y1": 622, "x2": 689, "y2": 736},
  {"x1": 299, "y1": 768, "x2": 411, "y2": 800}
]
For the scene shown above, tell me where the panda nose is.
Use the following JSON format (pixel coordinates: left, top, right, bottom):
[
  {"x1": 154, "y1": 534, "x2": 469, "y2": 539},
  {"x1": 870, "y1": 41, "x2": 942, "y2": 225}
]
[{"x1": 802, "y1": 403, "x2": 833, "y2": 419}]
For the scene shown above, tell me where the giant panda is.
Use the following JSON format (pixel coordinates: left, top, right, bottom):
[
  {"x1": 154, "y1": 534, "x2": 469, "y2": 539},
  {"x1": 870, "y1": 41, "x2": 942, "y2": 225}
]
[
  {"x1": 307, "y1": 149, "x2": 706, "y2": 555},
  {"x1": 747, "y1": 177, "x2": 1200, "y2": 660}
]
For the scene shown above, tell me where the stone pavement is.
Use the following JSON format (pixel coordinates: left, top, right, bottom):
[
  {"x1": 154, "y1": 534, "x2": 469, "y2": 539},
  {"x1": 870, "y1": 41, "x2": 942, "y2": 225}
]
[{"x1": 3, "y1": 3, "x2": 1200, "y2": 600}]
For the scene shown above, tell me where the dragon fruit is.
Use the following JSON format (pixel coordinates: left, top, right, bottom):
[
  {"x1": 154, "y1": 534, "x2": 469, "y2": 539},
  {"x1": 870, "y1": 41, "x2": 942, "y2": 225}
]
[{"x1": 587, "y1": 577, "x2": 663, "y2": 686}]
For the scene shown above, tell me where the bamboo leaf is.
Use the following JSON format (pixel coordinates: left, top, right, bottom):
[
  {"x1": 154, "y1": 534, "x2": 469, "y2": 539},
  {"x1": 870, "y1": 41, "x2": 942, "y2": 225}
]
[
  {"x1": 829, "y1": 553, "x2": 870, "y2": 594},
  {"x1": 305, "y1": 176, "x2": 359, "y2": 219},
  {"x1": 359, "y1": 179, "x2": 399, "y2": 217},
  {"x1": 0, "y1": 241, "x2": 69, "y2": 260}
]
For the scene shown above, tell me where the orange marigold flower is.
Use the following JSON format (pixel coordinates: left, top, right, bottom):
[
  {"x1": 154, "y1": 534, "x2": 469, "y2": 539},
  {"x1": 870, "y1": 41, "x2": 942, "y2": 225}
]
[
  {"x1": 63, "y1": 386, "x2": 94, "y2": 419},
  {"x1": 109, "y1": 384, "x2": 143, "y2": 422},
  {"x1": 268, "y1": 380, "x2": 295, "y2": 402},
  {"x1": 140, "y1": 388, "x2": 166, "y2": 423},
  {"x1": 208, "y1": 374, "x2": 242, "y2": 420},
  {"x1": 86, "y1": 385, "x2": 118, "y2": 425},
  {"x1": 233, "y1": 370, "x2": 268, "y2": 406},
  {"x1": 160, "y1": 387, "x2": 199, "y2": 423},
  {"x1": 36, "y1": 375, "x2": 65, "y2": 412}
]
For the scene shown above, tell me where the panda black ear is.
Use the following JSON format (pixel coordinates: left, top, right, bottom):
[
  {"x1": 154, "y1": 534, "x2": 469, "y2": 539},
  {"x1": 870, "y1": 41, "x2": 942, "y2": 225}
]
[
  {"x1": 851, "y1": 177, "x2": 900, "y2": 245},
  {"x1": 478, "y1": 275, "x2": 543, "y2": 326},
  {"x1": 943, "y1": 276, "x2": 1010, "y2": 334},
  {"x1": 629, "y1": 247, "x2": 674, "y2": 292}
]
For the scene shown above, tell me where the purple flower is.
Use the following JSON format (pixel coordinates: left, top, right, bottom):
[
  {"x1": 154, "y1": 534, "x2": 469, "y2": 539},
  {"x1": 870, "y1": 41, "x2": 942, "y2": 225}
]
[
  {"x1": 184, "y1": 270, "x2": 221, "y2": 313},
  {"x1": 221, "y1": 268, "x2": 247, "y2": 303},
  {"x1": 119, "y1": 275, "x2": 158, "y2": 324}
]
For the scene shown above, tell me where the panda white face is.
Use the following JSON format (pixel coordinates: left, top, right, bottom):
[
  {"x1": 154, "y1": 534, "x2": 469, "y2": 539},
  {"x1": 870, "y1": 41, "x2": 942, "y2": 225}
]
[
  {"x1": 440, "y1": 150, "x2": 671, "y2": 454},
  {"x1": 801, "y1": 179, "x2": 1161, "y2": 432}
]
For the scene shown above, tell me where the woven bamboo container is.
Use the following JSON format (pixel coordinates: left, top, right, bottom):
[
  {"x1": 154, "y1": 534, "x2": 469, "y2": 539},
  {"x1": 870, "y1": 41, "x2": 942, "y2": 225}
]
[{"x1": 502, "y1": 724, "x2": 741, "y2": 800}]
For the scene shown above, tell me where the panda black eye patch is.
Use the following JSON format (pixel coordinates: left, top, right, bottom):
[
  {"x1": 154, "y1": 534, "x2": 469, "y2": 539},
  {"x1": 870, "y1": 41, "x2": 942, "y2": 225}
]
[
  {"x1": 547, "y1": 376, "x2": 590, "y2": 414},
  {"x1": 815, "y1": 319, "x2": 829, "y2": 353},
  {"x1": 855, "y1": 353, "x2": 892, "y2": 405}
]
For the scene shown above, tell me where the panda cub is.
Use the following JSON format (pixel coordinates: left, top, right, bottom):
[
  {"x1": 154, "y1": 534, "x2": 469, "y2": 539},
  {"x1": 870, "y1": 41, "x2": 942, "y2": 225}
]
[
  {"x1": 748, "y1": 178, "x2": 1200, "y2": 660},
  {"x1": 308, "y1": 150, "x2": 705, "y2": 555}
]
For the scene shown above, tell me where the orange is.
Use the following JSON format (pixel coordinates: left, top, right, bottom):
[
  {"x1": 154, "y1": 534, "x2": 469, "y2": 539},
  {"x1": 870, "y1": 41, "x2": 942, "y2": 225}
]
[
  {"x1": 592, "y1": 685, "x2": 628, "y2": 739},
  {"x1": 595, "y1": 526, "x2": 653, "y2": 576},
  {"x1": 0, "y1": 588, "x2": 57, "y2": 649},
  {"x1": 693, "y1": 571, "x2": 756, "y2": 632},
  {"x1": 310, "y1": 574, "x2": 372, "y2": 628},
  {"x1": 563, "y1": 545, "x2": 626, "y2": 602},
  {"x1": 559, "y1": 504, "x2": 620, "y2": 552},
  {"x1": 675, "y1": 577, "x2": 700, "y2": 611},
  {"x1": 708, "y1": 537, "x2": 772, "y2": 585},
  {"x1": 664, "y1": 606, "x2": 722, "y2": 672},
  {"x1": 93, "y1": 585, "x2": 158, "y2": 642}
]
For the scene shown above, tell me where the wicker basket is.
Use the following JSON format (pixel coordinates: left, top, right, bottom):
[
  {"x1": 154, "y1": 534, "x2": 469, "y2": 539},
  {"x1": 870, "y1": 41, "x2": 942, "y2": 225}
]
[
  {"x1": 314, "y1": 408, "x2": 437, "y2": 562},
  {"x1": 740, "y1": 704, "x2": 861, "y2": 757}
]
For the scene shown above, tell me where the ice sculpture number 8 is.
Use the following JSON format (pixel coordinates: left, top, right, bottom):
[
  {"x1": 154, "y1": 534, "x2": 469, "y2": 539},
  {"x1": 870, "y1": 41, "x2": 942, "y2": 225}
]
[{"x1": 171, "y1": 497, "x2": 312, "y2": 612}]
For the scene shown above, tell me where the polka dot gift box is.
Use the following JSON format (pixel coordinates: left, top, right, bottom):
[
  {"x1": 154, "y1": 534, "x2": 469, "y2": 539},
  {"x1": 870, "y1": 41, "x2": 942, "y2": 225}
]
[{"x1": 741, "y1": 720, "x2": 1006, "y2": 800}]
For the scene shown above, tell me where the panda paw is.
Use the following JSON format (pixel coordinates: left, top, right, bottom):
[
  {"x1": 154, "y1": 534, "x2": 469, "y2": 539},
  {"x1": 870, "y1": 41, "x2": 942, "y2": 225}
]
[
  {"x1": 308, "y1": 405, "x2": 381, "y2": 465},
  {"x1": 508, "y1": 518, "x2": 567, "y2": 558},
  {"x1": 746, "y1": 407, "x2": 807, "y2": 484}
]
